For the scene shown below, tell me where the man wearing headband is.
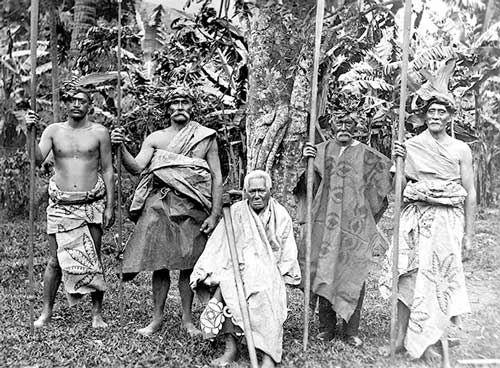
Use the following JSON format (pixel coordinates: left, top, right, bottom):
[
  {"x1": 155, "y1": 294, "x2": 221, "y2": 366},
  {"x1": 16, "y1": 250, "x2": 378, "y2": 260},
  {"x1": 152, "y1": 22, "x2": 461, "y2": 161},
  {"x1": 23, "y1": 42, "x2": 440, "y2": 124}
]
[
  {"x1": 111, "y1": 86, "x2": 223, "y2": 337},
  {"x1": 383, "y1": 95, "x2": 475, "y2": 365},
  {"x1": 26, "y1": 86, "x2": 115, "y2": 328},
  {"x1": 297, "y1": 111, "x2": 392, "y2": 347}
]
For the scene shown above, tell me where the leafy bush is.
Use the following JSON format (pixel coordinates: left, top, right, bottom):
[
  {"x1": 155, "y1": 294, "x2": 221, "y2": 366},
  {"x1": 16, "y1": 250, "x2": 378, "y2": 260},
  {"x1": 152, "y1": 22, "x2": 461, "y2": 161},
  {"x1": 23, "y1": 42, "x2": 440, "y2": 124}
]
[{"x1": 0, "y1": 149, "x2": 50, "y2": 217}]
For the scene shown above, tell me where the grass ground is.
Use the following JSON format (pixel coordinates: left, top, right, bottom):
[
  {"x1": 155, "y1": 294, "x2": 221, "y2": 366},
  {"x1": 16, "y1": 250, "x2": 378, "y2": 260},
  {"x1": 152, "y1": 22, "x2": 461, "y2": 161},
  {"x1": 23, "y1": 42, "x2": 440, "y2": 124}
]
[{"x1": 0, "y1": 207, "x2": 499, "y2": 368}]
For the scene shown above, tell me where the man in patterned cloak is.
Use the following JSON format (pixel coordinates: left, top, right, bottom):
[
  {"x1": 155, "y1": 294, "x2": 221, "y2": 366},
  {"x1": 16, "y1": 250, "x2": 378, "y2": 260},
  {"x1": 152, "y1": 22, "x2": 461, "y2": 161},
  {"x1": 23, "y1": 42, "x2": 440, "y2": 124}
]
[
  {"x1": 297, "y1": 112, "x2": 392, "y2": 346},
  {"x1": 381, "y1": 71, "x2": 476, "y2": 364},
  {"x1": 111, "y1": 86, "x2": 223, "y2": 336},
  {"x1": 26, "y1": 87, "x2": 115, "y2": 328}
]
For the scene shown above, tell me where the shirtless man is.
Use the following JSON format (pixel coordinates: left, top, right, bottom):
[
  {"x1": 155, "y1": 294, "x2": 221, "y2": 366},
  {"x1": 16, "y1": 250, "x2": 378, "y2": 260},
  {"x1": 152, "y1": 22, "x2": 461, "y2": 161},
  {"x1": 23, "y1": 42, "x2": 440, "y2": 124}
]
[
  {"x1": 26, "y1": 89, "x2": 114, "y2": 328},
  {"x1": 384, "y1": 98, "x2": 476, "y2": 365},
  {"x1": 111, "y1": 87, "x2": 222, "y2": 336}
]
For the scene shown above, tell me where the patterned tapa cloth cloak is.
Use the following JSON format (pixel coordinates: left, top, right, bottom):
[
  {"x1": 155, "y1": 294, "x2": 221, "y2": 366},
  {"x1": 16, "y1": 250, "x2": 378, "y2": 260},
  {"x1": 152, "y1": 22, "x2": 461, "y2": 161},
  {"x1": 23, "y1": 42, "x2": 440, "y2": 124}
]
[
  {"x1": 380, "y1": 129, "x2": 470, "y2": 358},
  {"x1": 46, "y1": 176, "x2": 107, "y2": 306},
  {"x1": 190, "y1": 198, "x2": 301, "y2": 363},
  {"x1": 295, "y1": 140, "x2": 392, "y2": 322},
  {"x1": 122, "y1": 121, "x2": 215, "y2": 274}
]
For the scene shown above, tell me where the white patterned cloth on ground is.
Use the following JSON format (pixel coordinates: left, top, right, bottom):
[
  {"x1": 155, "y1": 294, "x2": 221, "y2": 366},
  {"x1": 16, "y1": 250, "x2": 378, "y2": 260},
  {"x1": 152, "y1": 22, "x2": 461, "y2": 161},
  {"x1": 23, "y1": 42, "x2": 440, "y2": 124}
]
[{"x1": 46, "y1": 176, "x2": 107, "y2": 306}]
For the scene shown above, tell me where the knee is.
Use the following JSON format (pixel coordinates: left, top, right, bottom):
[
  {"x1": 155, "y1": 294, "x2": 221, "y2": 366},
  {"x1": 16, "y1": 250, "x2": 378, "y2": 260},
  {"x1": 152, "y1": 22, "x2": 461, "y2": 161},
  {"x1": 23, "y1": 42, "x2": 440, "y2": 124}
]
[
  {"x1": 179, "y1": 269, "x2": 192, "y2": 279},
  {"x1": 47, "y1": 257, "x2": 60, "y2": 271},
  {"x1": 154, "y1": 269, "x2": 170, "y2": 280}
]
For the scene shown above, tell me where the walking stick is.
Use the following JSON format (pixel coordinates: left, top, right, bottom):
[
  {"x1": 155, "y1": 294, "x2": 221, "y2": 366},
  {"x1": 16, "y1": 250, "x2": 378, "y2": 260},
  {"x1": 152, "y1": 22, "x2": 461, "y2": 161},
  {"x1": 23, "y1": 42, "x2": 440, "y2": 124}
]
[
  {"x1": 221, "y1": 203, "x2": 259, "y2": 368},
  {"x1": 390, "y1": 0, "x2": 412, "y2": 359},
  {"x1": 304, "y1": 0, "x2": 325, "y2": 351},
  {"x1": 27, "y1": 0, "x2": 40, "y2": 336},
  {"x1": 116, "y1": 0, "x2": 125, "y2": 329}
]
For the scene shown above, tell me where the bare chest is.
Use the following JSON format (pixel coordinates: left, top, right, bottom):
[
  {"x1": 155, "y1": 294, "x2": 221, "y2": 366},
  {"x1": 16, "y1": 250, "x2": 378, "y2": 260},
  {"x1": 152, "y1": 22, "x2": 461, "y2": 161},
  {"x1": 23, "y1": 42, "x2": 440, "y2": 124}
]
[
  {"x1": 52, "y1": 128, "x2": 100, "y2": 159},
  {"x1": 153, "y1": 130, "x2": 181, "y2": 150}
]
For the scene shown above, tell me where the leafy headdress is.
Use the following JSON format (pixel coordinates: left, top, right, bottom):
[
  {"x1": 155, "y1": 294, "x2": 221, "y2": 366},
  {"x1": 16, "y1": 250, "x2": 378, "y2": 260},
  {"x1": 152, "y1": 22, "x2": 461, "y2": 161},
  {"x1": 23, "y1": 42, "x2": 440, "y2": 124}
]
[
  {"x1": 413, "y1": 58, "x2": 457, "y2": 112},
  {"x1": 164, "y1": 85, "x2": 197, "y2": 106}
]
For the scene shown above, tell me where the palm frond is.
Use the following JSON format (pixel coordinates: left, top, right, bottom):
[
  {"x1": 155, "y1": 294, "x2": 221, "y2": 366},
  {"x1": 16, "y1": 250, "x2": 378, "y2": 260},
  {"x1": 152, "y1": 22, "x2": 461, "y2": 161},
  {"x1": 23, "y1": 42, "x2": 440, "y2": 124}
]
[
  {"x1": 341, "y1": 78, "x2": 394, "y2": 93},
  {"x1": 442, "y1": 0, "x2": 486, "y2": 11},
  {"x1": 411, "y1": 45, "x2": 456, "y2": 71},
  {"x1": 474, "y1": 20, "x2": 500, "y2": 48}
]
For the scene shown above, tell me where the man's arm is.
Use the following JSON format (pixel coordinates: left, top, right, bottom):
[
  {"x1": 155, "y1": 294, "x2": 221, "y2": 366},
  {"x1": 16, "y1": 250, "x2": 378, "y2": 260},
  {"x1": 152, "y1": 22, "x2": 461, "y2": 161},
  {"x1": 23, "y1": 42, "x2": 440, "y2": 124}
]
[
  {"x1": 120, "y1": 141, "x2": 155, "y2": 175},
  {"x1": 26, "y1": 111, "x2": 53, "y2": 166},
  {"x1": 98, "y1": 126, "x2": 115, "y2": 228},
  {"x1": 111, "y1": 127, "x2": 155, "y2": 175},
  {"x1": 200, "y1": 137, "x2": 223, "y2": 234},
  {"x1": 459, "y1": 142, "x2": 476, "y2": 254},
  {"x1": 34, "y1": 127, "x2": 55, "y2": 166},
  {"x1": 392, "y1": 140, "x2": 408, "y2": 193}
]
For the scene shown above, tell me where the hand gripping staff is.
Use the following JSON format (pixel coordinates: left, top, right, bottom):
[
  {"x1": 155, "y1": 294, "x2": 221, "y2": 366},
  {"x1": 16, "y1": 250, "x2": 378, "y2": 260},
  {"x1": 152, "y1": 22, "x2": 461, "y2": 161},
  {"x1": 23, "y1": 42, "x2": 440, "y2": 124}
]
[
  {"x1": 222, "y1": 197, "x2": 259, "y2": 368},
  {"x1": 304, "y1": 0, "x2": 325, "y2": 351},
  {"x1": 390, "y1": 0, "x2": 412, "y2": 360},
  {"x1": 116, "y1": 0, "x2": 125, "y2": 329},
  {"x1": 28, "y1": 0, "x2": 40, "y2": 335}
]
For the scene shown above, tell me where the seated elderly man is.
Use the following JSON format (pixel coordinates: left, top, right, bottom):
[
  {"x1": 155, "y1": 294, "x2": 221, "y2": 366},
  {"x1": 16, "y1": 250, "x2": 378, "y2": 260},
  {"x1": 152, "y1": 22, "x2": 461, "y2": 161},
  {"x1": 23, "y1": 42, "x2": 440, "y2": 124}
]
[{"x1": 190, "y1": 170, "x2": 301, "y2": 368}]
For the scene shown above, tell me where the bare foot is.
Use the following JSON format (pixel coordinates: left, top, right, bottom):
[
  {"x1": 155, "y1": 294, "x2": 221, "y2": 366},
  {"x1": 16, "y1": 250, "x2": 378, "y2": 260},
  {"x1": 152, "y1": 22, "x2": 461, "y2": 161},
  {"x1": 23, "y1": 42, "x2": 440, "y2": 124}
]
[
  {"x1": 34, "y1": 313, "x2": 51, "y2": 328},
  {"x1": 317, "y1": 330, "x2": 335, "y2": 342},
  {"x1": 211, "y1": 335, "x2": 238, "y2": 367},
  {"x1": 137, "y1": 320, "x2": 162, "y2": 336},
  {"x1": 379, "y1": 344, "x2": 405, "y2": 357},
  {"x1": 183, "y1": 322, "x2": 202, "y2": 338},
  {"x1": 433, "y1": 338, "x2": 460, "y2": 349},
  {"x1": 422, "y1": 345, "x2": 441, "y2": 365},
  {"x1": 211, "y1": 351, "x2": 238, "y2": 367},
  {"x1": 92, "y1": 315, "x2": 108, "y2": 328},
  {"x1": 261, "y1": 354, "x2": 276, "y2": 368},
  {"x1": 345, "y1": 335, "x2": 363, "y2": 348}
]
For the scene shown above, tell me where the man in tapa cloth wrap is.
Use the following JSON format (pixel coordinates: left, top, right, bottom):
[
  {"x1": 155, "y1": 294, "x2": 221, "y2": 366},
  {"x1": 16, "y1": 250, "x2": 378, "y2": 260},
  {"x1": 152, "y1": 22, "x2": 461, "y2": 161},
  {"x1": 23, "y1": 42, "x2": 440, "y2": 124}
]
[
  {"x1": 190, "y1": 170, "x2": 301, "y2": 368},
  {"x1": 111, "y1": 86, "x2": 223, "y2": 336},
  {"x1": 26, "y1": 86, "x2": 115, "y2": 328},
  {"x1": 297, "y1": 111, "x2": 392, "y2": 347},
  {"x1": 380, "y1": 59, "x2": 476, "y2": 365}
]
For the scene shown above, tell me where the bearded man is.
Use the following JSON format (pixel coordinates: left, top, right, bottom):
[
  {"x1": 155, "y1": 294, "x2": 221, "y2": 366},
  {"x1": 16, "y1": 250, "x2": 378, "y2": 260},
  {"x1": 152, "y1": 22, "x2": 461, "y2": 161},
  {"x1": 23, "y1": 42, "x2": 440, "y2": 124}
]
[
  {"x1": 297, "y1": 112, "x2": 392, "y2": 346},
  {"x1": 191, "y1": 170, "x2": 301, "y2": 368},
  {"x1": 111, "y1": 86, "x2": 223, "y2": 336}
]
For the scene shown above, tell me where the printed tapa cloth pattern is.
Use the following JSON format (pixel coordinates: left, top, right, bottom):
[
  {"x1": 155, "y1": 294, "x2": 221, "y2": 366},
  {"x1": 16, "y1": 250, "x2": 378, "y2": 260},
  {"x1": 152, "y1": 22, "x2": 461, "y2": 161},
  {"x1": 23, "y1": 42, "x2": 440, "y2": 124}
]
[{"x1": 47, "y1": 176, "x2": 107, "y2": 306}]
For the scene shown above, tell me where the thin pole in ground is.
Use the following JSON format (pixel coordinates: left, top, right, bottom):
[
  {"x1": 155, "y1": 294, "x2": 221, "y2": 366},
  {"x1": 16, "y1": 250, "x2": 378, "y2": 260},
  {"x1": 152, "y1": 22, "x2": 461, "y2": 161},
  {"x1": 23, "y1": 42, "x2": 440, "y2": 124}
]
[
  {"x1": 390, "y1": 0, "x2": 412, "y2": 360},
  {"x1": 304, "y1": 0, "x2": 325, "y2": 352},
  {"x1": 222, "y1": 204, "x2": 259, "y2": 368},
  {"x1": 116, "y1": 0, "x2": 125, "y2": 329},
  {"x1": 28, "y1": 0, "x2": 40, "y2": 336}
]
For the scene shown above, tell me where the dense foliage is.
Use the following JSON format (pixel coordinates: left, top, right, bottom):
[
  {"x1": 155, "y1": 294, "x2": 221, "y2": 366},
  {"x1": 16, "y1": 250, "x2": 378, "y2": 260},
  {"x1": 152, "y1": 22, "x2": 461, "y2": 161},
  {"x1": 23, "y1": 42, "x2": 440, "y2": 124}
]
[{"x1": 0, "y1": 0, "x2": 499, "y2": 216}]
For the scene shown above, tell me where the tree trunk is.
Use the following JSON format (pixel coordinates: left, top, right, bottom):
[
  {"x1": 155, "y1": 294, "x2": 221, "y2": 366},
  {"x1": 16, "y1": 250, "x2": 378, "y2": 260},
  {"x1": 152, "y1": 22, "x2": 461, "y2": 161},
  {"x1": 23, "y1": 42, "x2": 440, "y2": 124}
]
[
  {"x1": 70, "y1": 0, "x2": 96, "y2": 58},
  {"x1": 482, "y1": 0, "x2": 498, "y2": 33},
  {"x1": 246, "y1": 0, "x2": 316, "y2": 212}
]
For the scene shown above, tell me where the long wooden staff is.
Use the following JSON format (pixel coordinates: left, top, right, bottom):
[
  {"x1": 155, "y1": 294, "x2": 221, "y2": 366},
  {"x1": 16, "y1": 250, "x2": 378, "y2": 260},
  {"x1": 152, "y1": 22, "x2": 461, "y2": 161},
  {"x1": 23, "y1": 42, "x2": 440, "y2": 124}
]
[
  {"x1": 390, "y1": 0, "x2": 412, "y2": 359},
  {"x1": 27, "y1": 0, "x2": 40, "y2": 335},
  {"x1": 304, "y1": 0, "x2": 325, "y2": 351},
  {"x1": 221, "y1": 205, "x2": 258, "y2": 368},
  {"x1": 116, "y1": 0, "x2": 125, "y2": 328}
]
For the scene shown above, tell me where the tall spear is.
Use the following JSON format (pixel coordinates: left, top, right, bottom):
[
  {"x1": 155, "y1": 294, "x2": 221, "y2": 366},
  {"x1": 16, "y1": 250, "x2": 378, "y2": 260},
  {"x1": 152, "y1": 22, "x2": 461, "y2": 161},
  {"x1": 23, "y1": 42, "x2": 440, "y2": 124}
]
[
  {"x1": 116, "y1": 0, "x2": 125, "y2": 328},
  {"x1": 390, "y1": 0, "x2": 412, "y2": 359},
  {"x1": 222, "y1": 203, "x2": 259, "y2": 368},
  {"x1": 304, "y1": 0, "x2": 325, "y2": 351},
  {"x1": 27, "y1": 0, "x2": 40, "y2": 335}
]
